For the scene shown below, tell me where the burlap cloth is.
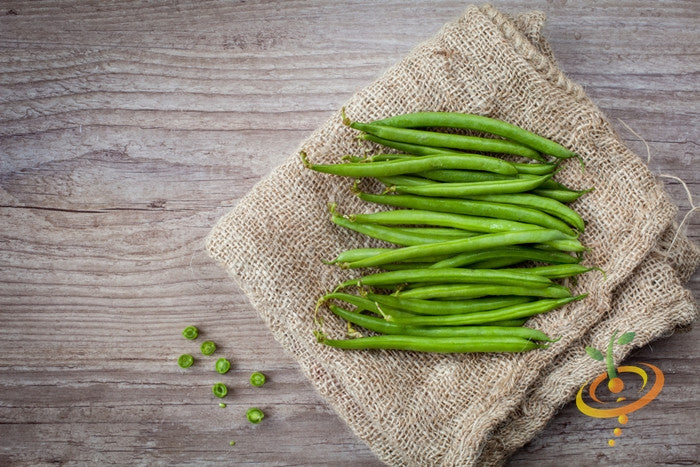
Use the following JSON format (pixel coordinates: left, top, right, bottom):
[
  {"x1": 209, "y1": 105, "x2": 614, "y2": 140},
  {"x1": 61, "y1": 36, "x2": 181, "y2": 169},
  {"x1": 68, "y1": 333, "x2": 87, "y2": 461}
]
[{"x1": 206, "y1": 5, "x2": 699, "y2": 465}]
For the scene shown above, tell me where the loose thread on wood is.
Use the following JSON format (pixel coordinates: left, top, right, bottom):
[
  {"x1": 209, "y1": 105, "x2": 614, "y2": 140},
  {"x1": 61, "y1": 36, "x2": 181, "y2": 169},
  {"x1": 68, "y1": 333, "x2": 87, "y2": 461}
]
[{"x1": 617, "y1": 118, "x2": 698, "y2": 253}]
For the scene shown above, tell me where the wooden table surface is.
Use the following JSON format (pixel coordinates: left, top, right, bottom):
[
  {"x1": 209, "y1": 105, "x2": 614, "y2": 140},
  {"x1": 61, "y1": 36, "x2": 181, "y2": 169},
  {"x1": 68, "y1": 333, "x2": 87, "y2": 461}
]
[{"x1": 1, "y1": 1, "x2": 697, "y2": 465}]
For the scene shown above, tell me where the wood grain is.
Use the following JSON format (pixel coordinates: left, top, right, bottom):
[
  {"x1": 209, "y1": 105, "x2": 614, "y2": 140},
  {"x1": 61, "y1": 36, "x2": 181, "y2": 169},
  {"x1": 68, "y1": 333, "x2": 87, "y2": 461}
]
[{"x1": 0, "y1": 1, "x2": 697, "y2": 465}]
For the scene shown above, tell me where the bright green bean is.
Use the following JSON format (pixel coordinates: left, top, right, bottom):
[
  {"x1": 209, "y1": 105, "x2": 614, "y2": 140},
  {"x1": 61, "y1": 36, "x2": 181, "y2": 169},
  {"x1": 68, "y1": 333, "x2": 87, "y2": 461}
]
[
  {"x1": 324, "y1": 247, "x2": 450, "y2": 266},
  {"x1": 499, "y1": 264, "x2": 596, "y2": 279},
  {"x1": 391, "y1": 174, "x2": 552, "y2": 197},
  {"x1": 419, "y1": 169, "x2": 564, "y2": 189},
  {"x1": 339, "y1": 229, "x2": 568, "y2": 269},
  {"x1": 365, "y1": 292, "x2": 531, "y2": 315},
  {"x1": 398, "y1": 283, "x2": 572, "y2": 300},
  {"x1": 332, "y1": 214, "x2": 473, "y2": 246},
  {"x1": 371, "y1": 111, "x2": 577, "y2": 159},
  {"x1": 464, "y1": 193, "x2": 585, "y2": 231},
  {"x1": 345, "y1": 118, "x2": 544, "y2": 160},
  {"x1": 385, "y1": 295, "x2": 586, "y2": 326},
  {"x1": 532, "y1": 188, "x2": 592, "y2": 204},
  {"x1": 430, "y1": 246, "x2": 579, "y2": 269},
  {"x1": 317, "y1": 333, "x2": 545, "y2": 353},
  {"x1": 328, "y1": 304, "x2": 555, "y2": 341},
  {"x1": 301, "y1": 151, "x2": 517, "y2": 176},
  {"x1": 355, "y1": 192, "x2": 576, "y2": 236},
  {"x1": 337, "y1": 267, "x2": 553, "y2": 289}
]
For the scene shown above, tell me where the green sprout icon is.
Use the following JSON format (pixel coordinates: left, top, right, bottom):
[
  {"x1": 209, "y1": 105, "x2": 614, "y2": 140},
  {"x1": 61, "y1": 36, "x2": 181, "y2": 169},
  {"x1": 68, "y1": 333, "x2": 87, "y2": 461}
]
[{"x1": 585, "y1": 330, "x2": 636, "y2": 393}]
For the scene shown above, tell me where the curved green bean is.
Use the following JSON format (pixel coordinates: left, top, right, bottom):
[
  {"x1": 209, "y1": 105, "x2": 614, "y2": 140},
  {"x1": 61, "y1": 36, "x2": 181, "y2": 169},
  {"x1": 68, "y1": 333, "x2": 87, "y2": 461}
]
[
  {"x1": 385, "y1": 295, "x2": 587, "y2": 326},
  {"x1": 328, "y1": 304, "x2": 555, "y2": 341},
  {"x1": 317, "y1": 333, "x2": 546, "y2": 353},
  {"x1": 430, "y1": 246, "x2": 579, "y2": 269},
  {"x1": 371, "y1": 111, "x2": 577, "y2": 159},
  {"x1": 365, "y1": 292, "x2": 530, "y2": 316},
  {"x1": 332, "y1": 214, "x2": 473, "y2": 246},
  {"x1": 355, "y1": 192, "x2": 576, "y2": 236},
  {"x1": 345, "y1": 118, "x2": 544, "y2": 161},
  {"x1": 398, "y1": 283, "x2": 572, "y2": 300},
  {"x1": 301, "y1": 151, "x2": 517, "y2": 176},
  {"x1": 339, "y1": 229, "x2": 569, "y2": 269},
  {"x1": 390, "y1": 174, "x2": 552, "y2": 197},
  {"x1": 337, "y1": 267, "x2": 553, "y2": 289}
]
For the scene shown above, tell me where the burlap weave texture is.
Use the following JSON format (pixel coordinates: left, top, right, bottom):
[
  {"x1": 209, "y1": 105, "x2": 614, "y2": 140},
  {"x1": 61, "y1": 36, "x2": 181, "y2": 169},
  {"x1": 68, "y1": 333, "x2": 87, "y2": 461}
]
[{"x1": 206, "y1": 5, "x2": 698, "y2": 465}]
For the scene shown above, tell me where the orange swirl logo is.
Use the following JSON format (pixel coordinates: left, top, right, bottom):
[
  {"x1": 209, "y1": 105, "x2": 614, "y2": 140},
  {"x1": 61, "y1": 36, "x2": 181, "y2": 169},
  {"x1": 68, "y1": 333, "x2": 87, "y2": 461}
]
[{"x1": 576, "y1": 331, "x2": 664, "y2": 447}]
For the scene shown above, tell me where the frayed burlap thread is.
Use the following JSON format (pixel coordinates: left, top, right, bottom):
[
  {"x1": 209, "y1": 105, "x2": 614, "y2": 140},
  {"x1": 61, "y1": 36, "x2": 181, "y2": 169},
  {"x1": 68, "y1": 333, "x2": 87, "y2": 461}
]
[{"x1": 206, "y1": 5, "x2": 698, "y2": 466}]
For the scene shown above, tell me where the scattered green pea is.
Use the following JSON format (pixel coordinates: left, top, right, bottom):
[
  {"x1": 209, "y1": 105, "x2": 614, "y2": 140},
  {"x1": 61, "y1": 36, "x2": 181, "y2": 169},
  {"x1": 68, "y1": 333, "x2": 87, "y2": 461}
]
[
  {"x1": 249, "y1": 371, "x2": 266, "y2": 387},
  {"x1": 219, "y1": 402, "x2": 227, "y2": 408},
  {"x1": 200, "y1": 340, "x2": 216, "y2": 356},
  {"x1": 177, "y1": 354, "x2": 194, "y2": 368},
  {"x1": 229, "y1": 440, "x2": 236, "y2": 446},
  {"x1": 215, "y1": 357, "x2": 231, "y2": 374},
  {"x1": 246, "y1": 407, "x2": 264, "y2": 424},
  {"x1": 212, "y1": 382, "x2": 228, "y2": 398},
  {"x1": 182, "y1": 325, "x2": 198, "y2": 340}
]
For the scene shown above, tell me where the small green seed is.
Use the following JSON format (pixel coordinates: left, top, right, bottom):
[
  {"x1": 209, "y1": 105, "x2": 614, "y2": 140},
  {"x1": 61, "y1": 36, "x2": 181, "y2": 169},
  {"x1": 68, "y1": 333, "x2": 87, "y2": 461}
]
[
  {"x1": 182, "y1": 325, "x2": 198, "y2": 340},
  {"x1": 212, "y1": 382, "x2": 228, "y2": 398},
  {"x1": 200, "y1": 340, "x2": 216, "y2": 356},
  {"x1": 229, "y1": 440, "x2": 236, "y2": 446},
  {"x1": 215, "y1": 357, "x2": 231, "y2": 374},
  {"x1": 177, "y1": 354, "x2": 194, "y2": 368},
  {"x1": 219, "y1": 402, "x2": 227, "y2": 408},
  {"x1": 250, "y1": 371, "x2": 266, "y2": 387},
  {"x1": 246, "y1": 407, "x2": 264, "y2": 424}
]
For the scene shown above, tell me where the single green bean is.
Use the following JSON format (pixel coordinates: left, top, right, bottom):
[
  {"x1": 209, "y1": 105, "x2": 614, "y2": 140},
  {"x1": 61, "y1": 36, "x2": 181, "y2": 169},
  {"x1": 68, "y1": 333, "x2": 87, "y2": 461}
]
[
  {"x1": 340, "y1": 229, "x2": 569, "y2": 269},
  {"x1": 489, "y1": 319, "x2": 528, "y2": 327},
  {"x1": 532, "y1": 188, "x2": 592, "y2": 204},
  {"x1": 324, "y1": 247, "x2": 450, "y2": 265},
  {"x1": 419, "y1": 169, "x2": 564, "y2": 189},
  {"x1": 371, "y1": 111, "x2": 577, "y2": 159},
  {"x1": 355, "y1": 192, "x2": 576, "y2": 236},
  {"x1": 398, "y1": 283, "x2": 572, "y2": 300},
  {"x1": 301, "y1": 151, "x2": 517, "y2": 176},
  {"x1": 468, "y1": 258, "x2": 528, "y2": 268},
  {"x1": 375, "y1": 174, "x2": 433, "y2": 186},
  {"x1": 430, "y1": 246, "x2": 578, "y2": 269},
  {"x1": 365, "y1": 292, "x2": 531, "y2": 316},
  {"x1": 332, "y1": 214, "x2": 473, "y2": 246},
  {"x1": 345, "y1": 118, "x2": 544, "y2": 161},
  {"x1": 463, "y1": 193, "x2": 585, "y2": 232},
  {"x1": 317, "y1": 333, "x2": 545, "y2": 353},
  {"x1": 328, "y1": 304, "x2": 555, "y2": 341},
  {"x1": 337, "y1": 267, "x2": 553, "y2": 289},
  {"x1": 348, "y1": 209, "x2": 550, "y2": 235},
  {"x1": 391, "y1": 174, "x2": 552, "y2": 197},
  {"x1": 385, "y1": 295, "x2": 587, "y2": 326},
  {"x1": 499, "y1": 264, "x2": 596, "y2": 279}
]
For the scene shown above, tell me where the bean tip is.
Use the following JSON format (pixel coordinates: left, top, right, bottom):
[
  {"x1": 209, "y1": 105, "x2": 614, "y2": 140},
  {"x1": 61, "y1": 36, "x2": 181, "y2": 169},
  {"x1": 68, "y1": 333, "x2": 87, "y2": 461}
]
[
  {"x1": 341, "y1": 107, "x2": 351, "y2": 126},
  {"x1": 300, "y1": 151, "x2": 312, "y2": 169}
]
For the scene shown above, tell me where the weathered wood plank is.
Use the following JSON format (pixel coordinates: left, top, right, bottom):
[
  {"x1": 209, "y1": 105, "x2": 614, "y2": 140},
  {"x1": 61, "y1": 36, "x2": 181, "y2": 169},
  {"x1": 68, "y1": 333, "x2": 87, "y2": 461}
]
[{"x1": 0, "y1": 1, "x2": 697, "y2": 465}]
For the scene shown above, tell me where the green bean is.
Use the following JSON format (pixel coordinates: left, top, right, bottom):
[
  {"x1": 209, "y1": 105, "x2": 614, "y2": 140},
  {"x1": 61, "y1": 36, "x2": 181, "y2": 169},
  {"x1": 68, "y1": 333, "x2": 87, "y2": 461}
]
[
  {"x1": 468, "y1": 258, "x2": 528, "y2": 269},
  {"x1": 337, "y1": 267, "x2": 553, "y2": 289},
  {"x1": 355, "y1": 192, "x2": 576, "y2": 236},
  {"x1": 347, "y1": 209, "x2": 549, "y2": 234},
  {"x1": 385, "y1": 295, "x2": 586, "y2": 326},
  {"x1": 323, "y1": 247, "x2": 450, "y2": 265},
  {"x1": 532, "y1": 188, "x2": 592, "y2": 204},
  {"x1": 398, "y1": 283, "x2": 572, "y2": 300},
  {"x1": 375, "y1": 174, "x2": 433, "y2": 186},
  {"x1": 365, "y1": 292, "x2": 531, "y2": 315},
  {"x1": 499, "y1": 264, "x2": 596, "y2": 279},
  {"x1": 301, "y1": 151, "x2": 517, "y2": 176},
  {"x1": 390, "y1": 174, "x2": 552, "y2": 198},
  {"x1": 430, "y1": 246, "x2": 579, "y2": 269},
  {"x1": 418, "y1": 170, "x2": 564, "y2": 190},
  {"x1": 371, "y1": 111, "x2": 577, "y2": 159},
  {"x1": 463, "y1": 193, "x2": 585, "y2": 231},
  {"x1": 317, "y1": 333, "x2": 545, "y2": 353},
  {"x1": 332, "y1": 214, "x2": 473, "y2": 246},
  {"x1": 339, "y1": 229, "x2": 569, "y2": 269},
  {"x1": 345, "y1": 117, "x2": 544, "y2": 161},
  {"x1": 490, "y1": 319, "x2": 528, "y2": 327},
  {"x1": 328, "y1": 304, "x2": 555, "y2": 341}
]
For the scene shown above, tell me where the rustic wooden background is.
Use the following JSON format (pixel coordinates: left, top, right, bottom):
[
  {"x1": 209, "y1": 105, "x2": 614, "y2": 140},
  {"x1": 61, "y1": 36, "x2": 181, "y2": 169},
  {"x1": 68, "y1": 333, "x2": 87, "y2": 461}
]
[{"x1": 1, "y1": 1, "x2": 697, "y2": 465}]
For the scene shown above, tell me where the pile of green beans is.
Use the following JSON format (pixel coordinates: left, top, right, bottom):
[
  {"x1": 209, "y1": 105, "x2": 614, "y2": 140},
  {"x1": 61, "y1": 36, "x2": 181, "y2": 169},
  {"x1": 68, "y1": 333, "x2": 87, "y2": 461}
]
[{"x1": 303, "y1": 110, "x2": 594, "y2": 354}]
